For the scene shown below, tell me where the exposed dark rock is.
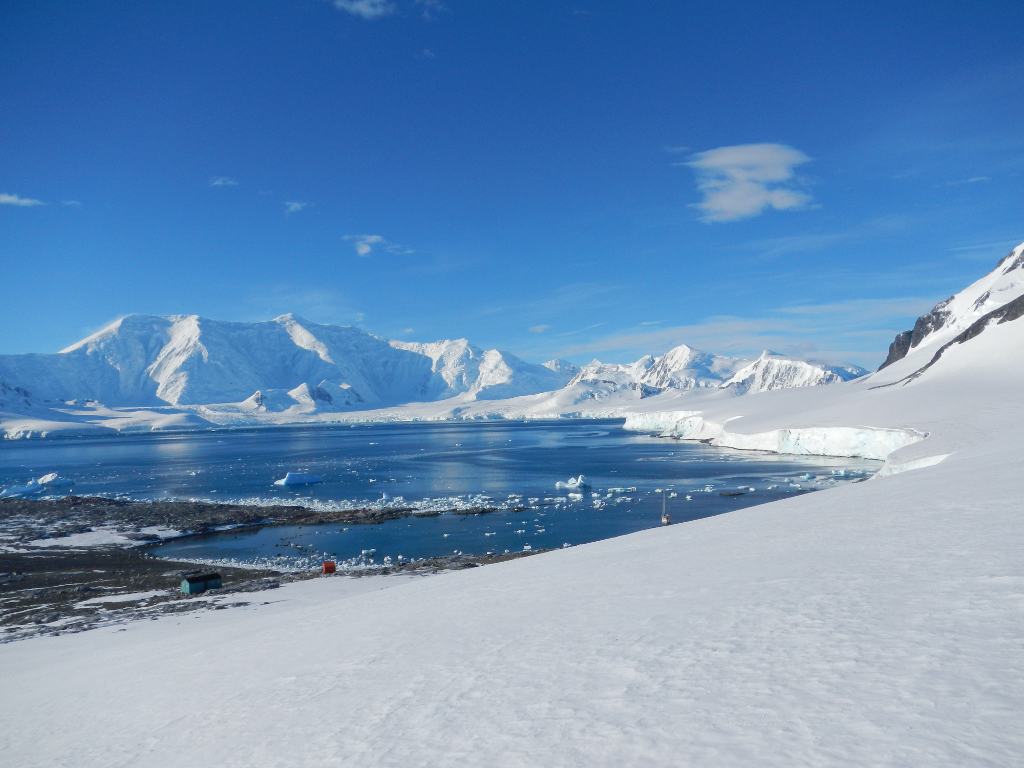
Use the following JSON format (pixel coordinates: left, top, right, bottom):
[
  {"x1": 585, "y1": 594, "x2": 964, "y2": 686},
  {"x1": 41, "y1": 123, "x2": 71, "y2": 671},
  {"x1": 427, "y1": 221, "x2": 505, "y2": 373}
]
[
  {"x1": 890, "y1": 291, "x2": 1024, "y2": 385},
  {"x1": 878, "y1": 330, "x2": 913, "y2": 370},
  {"x1": 909, "y1": 298, "x2": 953, "y2": 349},
  {"x1": 998, "y1": 247, "x2": 1024, "y2": 274}
]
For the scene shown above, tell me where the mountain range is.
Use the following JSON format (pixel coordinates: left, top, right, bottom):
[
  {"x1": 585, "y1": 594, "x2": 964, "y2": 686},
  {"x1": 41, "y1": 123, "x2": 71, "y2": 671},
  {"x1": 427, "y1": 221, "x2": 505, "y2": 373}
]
[{"x1": 0, "y1": 313, "x2": 867, "y2": 428}]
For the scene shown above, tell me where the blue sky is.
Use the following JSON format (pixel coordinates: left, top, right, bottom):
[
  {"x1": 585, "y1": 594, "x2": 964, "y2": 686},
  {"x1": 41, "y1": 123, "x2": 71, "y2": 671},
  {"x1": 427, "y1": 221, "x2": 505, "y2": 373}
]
[{"x1": 2, "y1": 0, "x2": 1022, "y2": 368}]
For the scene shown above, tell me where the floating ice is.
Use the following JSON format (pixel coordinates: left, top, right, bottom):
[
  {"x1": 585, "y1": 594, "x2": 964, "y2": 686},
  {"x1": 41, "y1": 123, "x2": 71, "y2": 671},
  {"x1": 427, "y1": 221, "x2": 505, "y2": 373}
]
[
  {"x1": 555, "y1": 474, "x2": 591, "y2": 491},
  {"x1": 273, "y1": 472, "x2": 324, "y2": 487},
  {"x1": 0, "y1": 472, "x2": 69, "y2": 498}
]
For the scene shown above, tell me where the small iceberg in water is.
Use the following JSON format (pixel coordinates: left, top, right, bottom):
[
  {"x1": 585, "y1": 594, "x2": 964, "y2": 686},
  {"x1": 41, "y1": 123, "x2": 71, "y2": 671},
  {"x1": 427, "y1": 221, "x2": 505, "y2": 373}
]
[
  {"x1": 0, "y1": 472, "x2": 69, "y2": 498},
  {"x1": 273, "y1": 472, "x2": 324, "y2": 487},
  {"x1": 556, "y1": 474, "x2": 591, "y2": 491}
]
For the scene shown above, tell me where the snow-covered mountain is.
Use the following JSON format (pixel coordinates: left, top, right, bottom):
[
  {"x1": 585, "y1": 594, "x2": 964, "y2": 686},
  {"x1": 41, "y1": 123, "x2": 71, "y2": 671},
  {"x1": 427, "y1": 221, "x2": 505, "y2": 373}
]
[
  {"x1": 566, "y1": 344, "x2": 863, "y2": 399},
  {"x1": 0, "y1": 314, "x2": 868, "y2": 436},
  {"x1": 722, "y1": 351, "x2": 866, "y2": 395},
  {"x1": 878, "y1": 241, "x2": 1024, "y2": 378},
  {"x1": 0, "y1": 314, "x2": 571, "y2": 410},
  {"x1": 568, "y1": 344, "x2": 743, "y2": 397},
  {"x1": 542, "y1": 358, "x2": 581, "y2": 378}
]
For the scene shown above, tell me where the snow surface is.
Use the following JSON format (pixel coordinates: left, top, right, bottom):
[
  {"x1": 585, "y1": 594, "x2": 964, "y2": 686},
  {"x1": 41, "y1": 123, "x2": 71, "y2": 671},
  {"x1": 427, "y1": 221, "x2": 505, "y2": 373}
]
[
  {"x1": 76, "y1": 589, "x2": 168, "y2": 606},
  {"x1": 21, "y1": 525, "x2": 182, "y2": 549},
  {"x1": 0, "y1": 244, "x2": 1022, "y2": 765}
]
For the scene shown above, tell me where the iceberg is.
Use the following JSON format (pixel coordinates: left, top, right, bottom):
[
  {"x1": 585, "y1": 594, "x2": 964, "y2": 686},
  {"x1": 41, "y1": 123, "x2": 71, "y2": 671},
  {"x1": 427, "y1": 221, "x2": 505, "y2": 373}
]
[
  {"x1": 0, "y1": 472, "x2": 68, "y2": 498},
  {"x1": 555, "y1": 474, "x2": 591, "y2": 491},
  {"x1": 273, "y1": 472, "x2": 324, "y2": 487}
]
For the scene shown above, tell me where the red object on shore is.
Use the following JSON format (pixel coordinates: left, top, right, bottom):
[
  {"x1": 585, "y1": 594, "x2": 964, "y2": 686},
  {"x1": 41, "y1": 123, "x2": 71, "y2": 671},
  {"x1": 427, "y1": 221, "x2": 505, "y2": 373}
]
[{"x1": 322, "y1": 560, "x2": 336, "y2": 575}]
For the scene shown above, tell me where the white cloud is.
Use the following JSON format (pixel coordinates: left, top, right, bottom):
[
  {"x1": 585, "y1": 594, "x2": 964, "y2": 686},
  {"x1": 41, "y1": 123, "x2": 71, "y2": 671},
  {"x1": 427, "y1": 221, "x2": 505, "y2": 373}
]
[
  {"x1": 61, "y1": 200, "x2": 82, "y2": 207},
  {"x1": 528, "y1": 324, "x2": 551, "y2": 334},
  {"x1": 685, "y1": 143, "x2": 813, "y2": 222},
  {"x1": 333, "y1": 0, "x2": 395, "y2": 19},
  {"x1": 209, "y1": 176, "x2": 239, "y2": 187},
  {"x1": 284, "y1": 201, "x2": 309, "y2": 215},
  {"x1": 0, "y1": 192, "x2": 45, "y2": 207},
  {"x1": 344, "y1": 233, "x2": 413, "y2": 257}
]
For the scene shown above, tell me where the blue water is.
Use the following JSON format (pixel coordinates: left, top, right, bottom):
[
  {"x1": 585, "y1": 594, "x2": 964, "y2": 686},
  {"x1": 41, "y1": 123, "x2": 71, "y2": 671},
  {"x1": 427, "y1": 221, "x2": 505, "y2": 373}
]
[{"x1": 0, "y1": 420, "x2": 875, "y2": 568}]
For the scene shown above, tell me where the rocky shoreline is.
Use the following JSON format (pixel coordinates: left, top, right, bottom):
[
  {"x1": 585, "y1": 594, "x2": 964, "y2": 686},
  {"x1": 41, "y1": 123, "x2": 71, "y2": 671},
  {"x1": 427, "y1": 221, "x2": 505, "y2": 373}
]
[
  {"x1": 0, "y1": 495, "x2": 514, "y2": 547},
  {"x1": 0, "y1": 496, "x2": 535, "y2": 643}
]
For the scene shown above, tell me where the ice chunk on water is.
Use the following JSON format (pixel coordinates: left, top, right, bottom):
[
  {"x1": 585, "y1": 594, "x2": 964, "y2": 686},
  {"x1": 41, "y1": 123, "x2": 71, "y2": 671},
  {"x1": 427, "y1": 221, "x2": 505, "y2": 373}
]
[
  {"x1": 0, "y1": 472, "x2": 69, "y2": 498},
  {"x1": 556, "y1": 474, "x2": 591, "y2": 491},
  {"x1": 273, "y1": 472, "x2": 324, "y2": 487}
]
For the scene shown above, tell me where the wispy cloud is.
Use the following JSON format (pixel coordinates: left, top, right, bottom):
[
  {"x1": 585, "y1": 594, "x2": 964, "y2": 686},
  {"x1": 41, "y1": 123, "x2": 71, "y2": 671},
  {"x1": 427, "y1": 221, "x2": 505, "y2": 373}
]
[
  {"x1": 948, "y1": 238, "x2": 1022, "y2": 262},
  {"x1": 479, "y1": 282, "x2": 619, "y2": 320},
  {"x1": 684, "y1": 143, "x2": 813, "y2": 222},
  {"x1": 284, "y1": 201, "x2": 309, "y2": 215},
  {"x1": 0, "y1": 192, "x2": 45, "y2": 207},
  {"x1": 416, "y1": 0, "x2": 445, "y2": 19},
  {"x1": 333, "y1": 0, "x2": 395, "y2": 19},
  {"x1": 775, "y1": 296, "x2": 936, "y2": 319},
  {"x1": 344, "y1": 233, "x2": 414, "y2": 257},
  {"x1": 61, "y1": 200, "x2": 82, "y2": 207},
  {"x1": 949, "y1": 239, "x2": 1018, "y2": 253},
  {"x1": 942, "y1": 175, "x2": 991, "y2": 186},
  {"x1": 741, "y1": 215, "x2": 915, "y2": 260},
  {"x1": 555, "y1": 322, "x2": 607, "y2": 338},
  {"x1": 744, "y1": 231, "x2": 851, "y2": 258},
  {"x1": 209, "y1": 176, "x2": 239, "y2": 187},
  {"x1": 528, "y1": 324, "x2": 551, "y2": 334}
]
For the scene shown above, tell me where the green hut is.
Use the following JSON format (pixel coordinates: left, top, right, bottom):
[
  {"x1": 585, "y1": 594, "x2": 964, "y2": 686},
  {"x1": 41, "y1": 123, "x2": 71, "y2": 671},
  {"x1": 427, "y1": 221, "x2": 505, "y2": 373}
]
[{"x1": 180, "y1": 572, "x2": 222, "y2": 594}]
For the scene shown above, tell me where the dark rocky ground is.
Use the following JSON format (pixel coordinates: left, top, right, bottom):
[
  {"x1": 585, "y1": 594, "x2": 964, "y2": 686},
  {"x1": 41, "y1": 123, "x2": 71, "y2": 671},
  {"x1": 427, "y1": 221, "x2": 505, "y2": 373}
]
[
  {"x1": 0, "y1": 496, "x2": 535, "y2": 643},
  {"x1": 0, "y1": 495, "x2": 512, "y2": 545}
]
